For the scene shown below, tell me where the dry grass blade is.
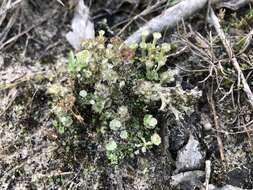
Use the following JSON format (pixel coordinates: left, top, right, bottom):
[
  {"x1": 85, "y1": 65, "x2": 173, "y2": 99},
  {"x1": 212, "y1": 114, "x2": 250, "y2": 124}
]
[
  {"x1": 0, "y1": 0, "x2": 23, "y2": 17},
  {"x1": 0, "y1": 0, "x2": 24, "y2": 48},
  {"x1": 237, "y1": 29, "x2": 253, "y2": 55},
  {"x1": 0, "y1": 8, "x2": 19, "y2": 44}
]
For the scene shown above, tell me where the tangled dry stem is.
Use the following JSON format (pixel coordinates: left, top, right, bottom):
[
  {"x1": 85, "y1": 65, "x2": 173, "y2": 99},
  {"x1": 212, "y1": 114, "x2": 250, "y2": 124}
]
[{"x1": 208, "y1": 7, "x2": 253, "y2": 109}]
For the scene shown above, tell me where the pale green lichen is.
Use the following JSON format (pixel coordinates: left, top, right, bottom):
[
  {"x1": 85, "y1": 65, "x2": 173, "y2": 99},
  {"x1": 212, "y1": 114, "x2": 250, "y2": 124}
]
[
  {"x1": 49, "y1": 31, "x2": 201, "y2": 164},
  {"x1": 143, "y1": 114, "x2": 158, "y2": 129},
  {"x1": 109, "y1": 119, "x2": 122, "y2": 131},
  {"x1": 151, "y1": 133, "x2": 162, "y2": 146},
  {"x1": 106, "y1": 140, "x2": 118, "y2": 151}
]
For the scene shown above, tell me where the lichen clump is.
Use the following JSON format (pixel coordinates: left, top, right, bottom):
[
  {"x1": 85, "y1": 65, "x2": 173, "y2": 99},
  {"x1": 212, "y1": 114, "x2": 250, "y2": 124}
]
[{"x1": 48, "y1": 31, "x2": 201, "y2": 164}]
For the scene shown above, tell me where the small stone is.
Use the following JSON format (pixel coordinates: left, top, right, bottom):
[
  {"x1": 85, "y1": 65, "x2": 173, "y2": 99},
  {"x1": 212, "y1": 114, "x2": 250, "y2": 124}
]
[
  {"x1": 119, "y1": 81, "x2": 125, "y2": 88},
  {"x1": 171, "y1": 170, "x2": 205, "y2": 188},
  {"x1": 203, "y1": 122, "x2": 212, "y2": 131},
  {"x1": 208, "y1": 184, "x2": 244, "y2": 190},
  {"x1": 21, "y1": 148, "x2": 29, "y2": 159},
  {"x1": 175, "y1": 134, "x2": 205, "y2": 172},
  {"x1": 0, "y1": 55, "x2": 4, "y2": 68}
]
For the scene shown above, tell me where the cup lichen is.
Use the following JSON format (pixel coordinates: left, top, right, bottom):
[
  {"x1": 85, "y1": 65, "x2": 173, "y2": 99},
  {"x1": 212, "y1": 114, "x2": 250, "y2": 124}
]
[{"x1": 49, "y1": 31, "x2": 201, "y2": 164}]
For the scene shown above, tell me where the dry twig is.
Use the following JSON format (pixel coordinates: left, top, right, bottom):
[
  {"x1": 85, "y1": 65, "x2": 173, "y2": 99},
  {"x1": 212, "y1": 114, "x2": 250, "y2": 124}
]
[
  {"x1": 208, "y1": 81, "x2": 225, "y2": 161},
  {"x1": 205, "y1": 160, "x2": 211, "y2": 190}
]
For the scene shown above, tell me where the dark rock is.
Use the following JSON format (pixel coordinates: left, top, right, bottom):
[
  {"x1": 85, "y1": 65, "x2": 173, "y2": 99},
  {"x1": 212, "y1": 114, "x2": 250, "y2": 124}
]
[{"x1": 226, "y1": 163, "x2": 253, "y2": 189}]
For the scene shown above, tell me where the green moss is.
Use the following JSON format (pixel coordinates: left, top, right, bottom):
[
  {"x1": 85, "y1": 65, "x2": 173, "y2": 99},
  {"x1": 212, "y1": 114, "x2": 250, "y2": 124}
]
[{"x1": 230, "y1": 8, "x2": 253, "y2": 29}]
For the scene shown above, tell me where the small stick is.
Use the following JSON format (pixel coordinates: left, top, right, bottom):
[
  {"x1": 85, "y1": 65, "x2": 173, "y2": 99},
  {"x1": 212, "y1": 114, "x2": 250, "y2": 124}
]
[
  {"x1": 208, "y1": 81, "x2": 225, "y2": 161},
  {"x1": 208, "y1": 8, "x2": 253, "y2": 109},
  {"x1": 56, "y1": 0, "x2": 65, "y2": 6},
  {"x1": 205, "y1": 160, "x2": 211, "y2": 190}
]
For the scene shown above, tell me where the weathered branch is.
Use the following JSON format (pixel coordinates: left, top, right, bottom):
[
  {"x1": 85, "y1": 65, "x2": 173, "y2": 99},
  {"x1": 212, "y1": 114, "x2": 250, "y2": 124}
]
[
  {"x1": 124, "y1": 0, "x2": 208, "y2": 45},
  {"x1": 124, "y1": 0, "x2": 252, "y2": 45},
  {"x1": 216, "y1": 0, "x2": 253, "y2": 10}
]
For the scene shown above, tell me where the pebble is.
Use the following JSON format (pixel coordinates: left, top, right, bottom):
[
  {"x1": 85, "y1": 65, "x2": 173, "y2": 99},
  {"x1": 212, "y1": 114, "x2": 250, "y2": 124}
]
[{"x1": 175, "y1": 134, "x2": 205, "y2": 173}]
